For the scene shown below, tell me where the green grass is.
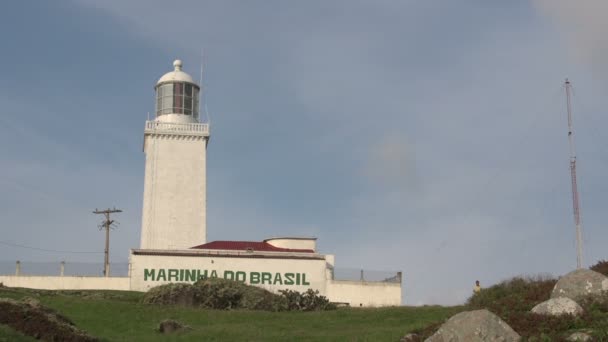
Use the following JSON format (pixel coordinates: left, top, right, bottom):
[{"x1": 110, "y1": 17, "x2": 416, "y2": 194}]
[{"x1": 0, "y1": 287, "x2": 461, "y2": 341}]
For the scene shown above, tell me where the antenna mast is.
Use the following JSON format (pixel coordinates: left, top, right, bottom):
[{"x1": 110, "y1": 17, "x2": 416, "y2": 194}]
[{"x1": 565, "y1": 79, "x2": 583, "y2": 269}]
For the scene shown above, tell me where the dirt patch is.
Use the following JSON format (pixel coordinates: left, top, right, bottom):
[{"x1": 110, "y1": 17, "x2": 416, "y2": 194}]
[
  {"x1": 0, "y1": 297, "x2": 97, "y2": 342},
  {"x1": 158, "y1": 319, "x2": 191, "y2": 334}
]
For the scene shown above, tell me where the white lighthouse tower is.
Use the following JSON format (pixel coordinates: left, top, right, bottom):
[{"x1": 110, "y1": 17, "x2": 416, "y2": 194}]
[{"x1": 140, "y1": 60, "x2": 210, "y2": 250}]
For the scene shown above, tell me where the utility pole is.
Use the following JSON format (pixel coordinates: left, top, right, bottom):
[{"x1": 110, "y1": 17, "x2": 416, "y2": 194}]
[
  {"x1": 564, "y1": 79, "x2": 584, "y2": 269},
  {"x1": 93, "y1": 207, "x2": 122, "y2": 277}
]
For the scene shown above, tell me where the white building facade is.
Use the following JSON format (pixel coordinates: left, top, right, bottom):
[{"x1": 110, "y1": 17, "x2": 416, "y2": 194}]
[{"x1": 140, "y1": 60, "x2": 209, "y2": 250}]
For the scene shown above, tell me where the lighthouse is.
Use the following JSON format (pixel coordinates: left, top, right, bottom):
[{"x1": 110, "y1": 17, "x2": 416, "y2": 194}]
[
  {"x1": 139, "y1": 60, "x2": 210, "y2": 250},
  {"x1": 0, "y1": 59, "x2": 402, "y2": 307}
]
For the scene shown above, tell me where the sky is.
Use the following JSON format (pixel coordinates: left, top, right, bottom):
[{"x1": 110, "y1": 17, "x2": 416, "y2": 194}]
[{"x1": 1, "y1": 0, "x2": 607, "y2": 305}]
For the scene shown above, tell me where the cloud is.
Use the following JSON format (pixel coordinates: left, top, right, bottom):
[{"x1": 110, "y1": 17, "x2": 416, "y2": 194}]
[
  {"x1": 10, "y1": 1, "x2": 606, "y2": 306},
  {"x1": 534, "y1": 0, "x2": 608, "y2": 78}
]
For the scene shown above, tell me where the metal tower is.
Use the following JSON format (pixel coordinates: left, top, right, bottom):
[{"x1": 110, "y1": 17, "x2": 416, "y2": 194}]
[{"x1": 564, "y1": 79, "x2": 583, "y2": 269}]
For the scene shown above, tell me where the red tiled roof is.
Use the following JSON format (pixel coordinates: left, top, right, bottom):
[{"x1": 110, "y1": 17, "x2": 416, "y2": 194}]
[{"x1": 190, "y1": 240, "x2": 314, "y2": 253}]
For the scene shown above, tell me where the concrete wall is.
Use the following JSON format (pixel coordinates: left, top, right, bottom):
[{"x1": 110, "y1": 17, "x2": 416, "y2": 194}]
[
  {"x1": 140, "y1": 133, "x2": 208, "y2": 250},
  {"x1": 129, "y1": 251, "x2": 402, "y2": 306},
  {"x1": 0, "y1": 276, "x2": 130, "y2": 291},
  {"x1": 326, "y1": 280, "x2": 402, "y2": 307},
  {"x1": 129, "y1": 251, "x2": 328, "y2": 294}
]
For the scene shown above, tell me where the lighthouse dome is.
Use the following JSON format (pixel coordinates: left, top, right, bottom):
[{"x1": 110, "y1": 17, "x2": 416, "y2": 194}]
[
  {"x1": 154, "y1": 60, "x2": 200, "y2": 122},
  {"x1": 157, "y1": 60, "x2": 196, "y2": 85}
]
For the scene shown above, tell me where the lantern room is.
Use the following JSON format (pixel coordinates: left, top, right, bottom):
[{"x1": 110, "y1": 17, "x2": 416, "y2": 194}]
[{"x1": 154, "y1": 60, "x2": 200, "y2": 123}]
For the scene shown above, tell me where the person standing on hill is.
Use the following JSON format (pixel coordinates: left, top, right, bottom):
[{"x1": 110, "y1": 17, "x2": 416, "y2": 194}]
[{"x1": 473, "y1": 280, "x2": 481, "y2": 294}]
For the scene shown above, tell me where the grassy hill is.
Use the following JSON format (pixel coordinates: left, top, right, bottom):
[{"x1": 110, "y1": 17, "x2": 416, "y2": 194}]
[{"x1": 0, "y1": 287, "x2": 461, "y2": 341}]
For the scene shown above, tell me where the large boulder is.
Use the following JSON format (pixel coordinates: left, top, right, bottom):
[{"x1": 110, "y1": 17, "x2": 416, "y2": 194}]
[
  {"x1": 425, "y1": 309, "x2": 520, "y2": 342},
  {"x1": 531, "y1": 297, "x2": 583, "y2": 316},
  {"x1": 551, "y1": 269, "x2": 608, "y2": 301}
]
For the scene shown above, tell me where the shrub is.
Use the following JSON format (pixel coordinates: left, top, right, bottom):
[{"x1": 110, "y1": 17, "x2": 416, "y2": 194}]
[
  {"x1": 142, "y1": 279, "x2": 336, "y2": 311},
  {"x1": 279, "y1": 289, "x2": 336, "y2": 311},
  {"x1": 142, "y1": 279, "x2": 287, "y2": 311},
  {"x1": 193, "y1": 278, "x2": 287, "y2": 311},
  {"x1": 141, "y1": 283, "x2": 199, "y2": 307},
  {"x1": 590, "y1": 260, "x2": 608, "y2": 277}
]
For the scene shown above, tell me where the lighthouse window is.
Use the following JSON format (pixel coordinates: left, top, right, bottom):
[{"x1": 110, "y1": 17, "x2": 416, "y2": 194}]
[
  {"x1": 173, "y1": 83, "x2": 184, "y2": 114},
  {"x1": 193, "y1": 88, "x2": 199, "y2": 119},
  {"x1": 155, "y1": 82, "x2": 199, "y2": 116},
  {"x1": 184, "y1": 97, "x2": 193, "y2": 115}
]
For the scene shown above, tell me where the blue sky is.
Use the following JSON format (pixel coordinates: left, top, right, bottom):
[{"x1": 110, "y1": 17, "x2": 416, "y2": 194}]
[{"x1": 1, "y1": 0, "x2": 607, "y2": 305}]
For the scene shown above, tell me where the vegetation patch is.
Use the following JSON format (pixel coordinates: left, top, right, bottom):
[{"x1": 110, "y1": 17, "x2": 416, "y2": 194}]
[
  {"x1": 0, "y1": 297, "x2": 97, "y2": 342},
  {"x1": 142, "y1": 278, "x2": 336, "y2": 311},
  {"x1": 590, "y1": 259, "x2": 608, "y2": 277},
  {"x1": 0, "y1": 287, "x2": 459, "y2": 341},
  {"x1": 414, "y1": 270, "x2": 608, "y2": 341}
]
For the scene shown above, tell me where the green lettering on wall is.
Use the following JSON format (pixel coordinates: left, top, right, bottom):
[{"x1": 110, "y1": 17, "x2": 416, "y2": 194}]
[
  {"x1": 168, "y1": 269, "x2": 179, "y2": 281},
  {"x1": 142, "y1": 268, "x2": 311, "y2": 286},
  {"x1": 302, "y1": 273, "x2": 310, "y2": 285},
  {"x1": 261, "y1": 272, "x2": 272, "y2": 285},
  {"x1": 144, "y1": 269, "x2": 156, "y2": 281},
  {"x1": 184, "y1": 269, "x2": 196, "y2": 281},
  {"x1": 250, "y1": 272, "x2": 260, "y2": 284},
  {"x1": 273, "y1": 273, "x2": 283, "y2": 285},
  {"x1": 196, "y1": 270, "x2": 208, "y2": 280}
]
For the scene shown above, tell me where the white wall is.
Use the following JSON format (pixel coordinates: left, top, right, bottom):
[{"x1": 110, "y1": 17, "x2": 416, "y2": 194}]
[
  {"x1": 264, "y1": 238, "x2": 317, "y2": 251},
  {"x1": 129, "y1": 252, "x2": 328, "y2": 294},
  {"x1": 0, "y1": 254, "x2": 403, "y2": 307},
  {"x1": 140, "y1": 133, "x2": 208, "y2": 250},
  {"x1": 0, "y1": 276, "x2": 130, "y2": 291},
  {"x1": 326, "y1": 280, "x2": 402, "y2": 307},
  {"x1": 130, "y1": 251, "x2": 402, "y2": 306}
]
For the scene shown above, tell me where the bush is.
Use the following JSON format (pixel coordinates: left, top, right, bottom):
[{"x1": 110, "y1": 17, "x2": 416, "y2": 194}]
[
  {"x1": 193, "y1": 278, "x2": 287, "y2": 311},
  {"x1": 590, "y1": 260, "x2": 608, "y2": 277},
  {"x1": 141, "y1": 283, "x2": 199, "y2": 307},
  {"x1": 142, "y1": 279, "x2": 287, "y2": 311},
  {"x1": 142, "y1": 279, "x2": 336, "y2": 312},
  {"x1": 279, "y1": 289, "x2": 336, "y2": 311}
]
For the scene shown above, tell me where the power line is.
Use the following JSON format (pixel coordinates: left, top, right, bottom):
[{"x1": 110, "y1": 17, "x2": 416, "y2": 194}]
[
  {"x1": 0, "y1": 240, "x2": 102, "y2": 254},
  {"x1": 93, "y1": 207, "x2": 122, "y2": 277}
]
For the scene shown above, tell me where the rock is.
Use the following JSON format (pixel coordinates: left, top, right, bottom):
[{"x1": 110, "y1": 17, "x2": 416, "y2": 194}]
[
  {"x1": 159, "y1": 319, "x2": 190, "y2": 334},
  {"x1": 425, "y1": 309, "x2": 520, "y2": 342},
  {"x1": 567, "y1": 332, "x2": 593, "y2": 341},
  {"x1": 551, "y1": 269, "x2": 608, "y2": 301},
  {"x1": 531, "y1": 297, "x2": 583, "y2": 316},
  {"x1": 401, "y1": 333, "x2": 420, "y2": 341}
]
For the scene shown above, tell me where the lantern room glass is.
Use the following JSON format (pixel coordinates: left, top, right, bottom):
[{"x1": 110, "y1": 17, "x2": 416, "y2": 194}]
[{"x1": 155, "y1": 82, "x2": 200, "y2": 119}]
